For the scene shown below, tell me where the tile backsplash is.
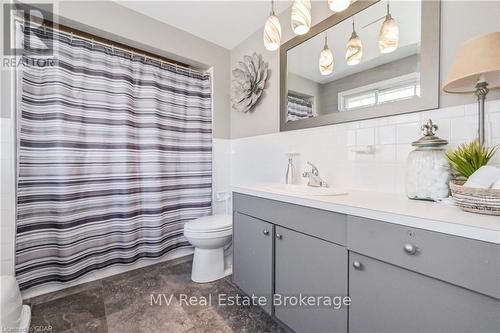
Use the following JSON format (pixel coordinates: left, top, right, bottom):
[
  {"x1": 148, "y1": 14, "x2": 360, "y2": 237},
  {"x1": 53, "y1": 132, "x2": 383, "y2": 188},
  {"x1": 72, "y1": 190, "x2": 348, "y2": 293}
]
[
  {"x1": 230, "y1": 100, "x2": 500, "y2": 194},
  {"x1": 0, "y1": 117, "x2": 16, "y2": 276}
]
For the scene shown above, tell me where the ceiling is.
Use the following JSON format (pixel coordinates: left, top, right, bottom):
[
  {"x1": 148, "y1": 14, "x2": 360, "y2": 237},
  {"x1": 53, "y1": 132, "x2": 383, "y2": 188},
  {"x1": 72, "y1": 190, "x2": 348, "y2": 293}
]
[
  {"x1": 116, "y1": 0, "x2": 293, "y2": 50},
  {"x1": 287, "y1": 0, "x2": 422, "y2": 83}
]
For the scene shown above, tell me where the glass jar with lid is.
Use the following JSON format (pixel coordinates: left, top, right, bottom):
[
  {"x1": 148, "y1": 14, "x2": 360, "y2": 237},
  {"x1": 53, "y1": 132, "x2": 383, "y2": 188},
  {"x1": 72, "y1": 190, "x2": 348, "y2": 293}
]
[{"x1": 406, "y1": 120, "x2": 450, "y2": 201}]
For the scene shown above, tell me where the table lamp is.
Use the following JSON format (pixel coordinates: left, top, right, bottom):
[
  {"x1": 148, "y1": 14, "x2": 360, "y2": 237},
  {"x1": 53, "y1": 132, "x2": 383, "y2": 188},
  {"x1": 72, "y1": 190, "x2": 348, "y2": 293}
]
[{"x1": 443, "y1": 32, "x2": 500, "y2": 144}]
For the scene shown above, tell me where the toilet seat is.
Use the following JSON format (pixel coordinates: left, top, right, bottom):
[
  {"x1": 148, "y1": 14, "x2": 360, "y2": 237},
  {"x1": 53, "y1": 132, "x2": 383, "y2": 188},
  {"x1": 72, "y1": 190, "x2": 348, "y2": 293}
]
[
  {"x1": 184, "y1": 228, "x2": 231, "y2": 239},
  {"x1": 184, "y1": 214, "x2": 232, "y2": 233}
]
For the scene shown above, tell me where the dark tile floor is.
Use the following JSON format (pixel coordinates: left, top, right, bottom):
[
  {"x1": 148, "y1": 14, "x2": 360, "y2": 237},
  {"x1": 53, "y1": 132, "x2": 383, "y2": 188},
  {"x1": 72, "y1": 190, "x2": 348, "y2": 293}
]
[{"x1": 26, "y1": 257, "x2": 286, "y2": 333}]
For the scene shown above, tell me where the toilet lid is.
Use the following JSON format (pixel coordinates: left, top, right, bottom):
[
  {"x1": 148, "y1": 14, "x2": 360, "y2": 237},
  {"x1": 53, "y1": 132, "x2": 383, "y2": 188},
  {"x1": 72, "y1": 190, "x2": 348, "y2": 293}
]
[{"x1": 184, "y1": 214, "x2": 232, "y2": 233}]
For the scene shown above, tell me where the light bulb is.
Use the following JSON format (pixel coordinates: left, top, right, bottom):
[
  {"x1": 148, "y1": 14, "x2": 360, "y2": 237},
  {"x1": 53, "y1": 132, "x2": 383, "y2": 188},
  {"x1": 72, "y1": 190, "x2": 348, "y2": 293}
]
[
  {"x1": 379, "y1": 4, "x2": 399, "y2": 54},
  {"x1": 319, "y1": 36, "x2": 334, "y2": 75},
  {"x1": 346, "y1": 22, "x2": 363, "y2": 66},
  {"x1": 328, "y1": 0, "x2": 350, "y2": 12},
  {"x1": 291, "y1": 0, "x2": 311, "y2": 35},
  {"x1": 263, "y1": 14, "x2": 282, "y2": 51}
]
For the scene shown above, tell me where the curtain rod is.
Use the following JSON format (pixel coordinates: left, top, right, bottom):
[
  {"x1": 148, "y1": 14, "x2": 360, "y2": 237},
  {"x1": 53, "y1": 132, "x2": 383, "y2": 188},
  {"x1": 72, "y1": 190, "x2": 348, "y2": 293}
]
[{"x1": 19, "y1": 16, "x2": 207, "y2": 75}]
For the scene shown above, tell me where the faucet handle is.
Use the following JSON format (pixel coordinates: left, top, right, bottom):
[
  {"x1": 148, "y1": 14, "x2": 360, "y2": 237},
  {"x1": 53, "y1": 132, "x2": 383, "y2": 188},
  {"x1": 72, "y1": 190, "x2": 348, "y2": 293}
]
[{"x1": 307, "y1": 161, "x2": 319, "y2": 175}]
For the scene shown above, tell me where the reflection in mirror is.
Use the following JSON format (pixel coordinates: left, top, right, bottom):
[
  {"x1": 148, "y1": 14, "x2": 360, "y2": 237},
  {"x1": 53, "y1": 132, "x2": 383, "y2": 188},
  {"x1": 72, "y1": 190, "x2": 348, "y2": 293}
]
[{"x1": 286, "y1": 0, "x2": 422, "y2": 122}]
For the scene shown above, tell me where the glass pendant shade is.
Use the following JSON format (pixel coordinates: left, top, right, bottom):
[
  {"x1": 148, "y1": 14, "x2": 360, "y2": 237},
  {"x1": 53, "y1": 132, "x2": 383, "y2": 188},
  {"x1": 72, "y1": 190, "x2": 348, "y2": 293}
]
[
  {"x1": 263, "y1": 14, "x2": 282, "y2": 51},
  {"x1": 319, "y1": 36, "x2": 334, "y2": 75},
  {"x1": 328, "y1": 0, "x2": 350, "y2": 12},
  {"x1": 291, "y1": 0, "x2": 312, "y2": 35},
  {"x1": 379, "y1": 13, "x2": 399, "y2": 54},
  {"x1": 345, "y1": 22, "x2": 363, "y2": 66}
]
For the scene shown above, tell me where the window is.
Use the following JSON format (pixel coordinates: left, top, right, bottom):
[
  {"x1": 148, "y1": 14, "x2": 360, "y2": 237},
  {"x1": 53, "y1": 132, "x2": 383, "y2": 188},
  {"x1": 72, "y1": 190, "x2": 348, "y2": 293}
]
[{"x1": 339, "y1": 73, "x2": 420, "y2": 112}]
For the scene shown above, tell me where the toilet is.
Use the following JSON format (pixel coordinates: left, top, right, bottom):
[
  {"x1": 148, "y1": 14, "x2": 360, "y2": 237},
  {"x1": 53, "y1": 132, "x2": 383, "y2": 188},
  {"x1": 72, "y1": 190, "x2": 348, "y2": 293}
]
[
  {"x1": 0, "y1": 275, "x2": 31, "y2": 331},
  {"x1": 184, "y1": 214, "x2": 232, "y2": 283}
]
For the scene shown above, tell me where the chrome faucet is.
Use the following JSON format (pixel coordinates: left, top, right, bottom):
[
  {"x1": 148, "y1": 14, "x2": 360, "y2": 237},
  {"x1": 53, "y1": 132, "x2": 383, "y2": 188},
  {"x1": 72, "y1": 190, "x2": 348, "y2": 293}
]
[{"x1": 302, "y1": 162, "x2": 328, "y2": 188}]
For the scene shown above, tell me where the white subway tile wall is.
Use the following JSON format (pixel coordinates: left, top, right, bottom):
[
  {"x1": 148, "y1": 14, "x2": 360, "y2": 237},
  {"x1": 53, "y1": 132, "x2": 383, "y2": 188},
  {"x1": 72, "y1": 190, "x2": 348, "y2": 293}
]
[
  {"x1": 356, "y1": 127, "x2": 375, "y2": 146},
  {"x1": 1, "y1": 117, "x2": 16, "y2": 276},
  {"x1": 212, "y1": 138, "x2": 232, "y2": 214},
  {"x1": 376, "y1": 126, "x2": 396, "y2": 145},
  {"x1": 230, "y1": 100, "x2": 500, "y2": 194}
]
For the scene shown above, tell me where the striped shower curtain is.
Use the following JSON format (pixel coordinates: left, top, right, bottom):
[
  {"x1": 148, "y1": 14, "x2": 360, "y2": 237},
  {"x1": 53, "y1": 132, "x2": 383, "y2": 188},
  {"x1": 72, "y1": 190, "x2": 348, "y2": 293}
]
[
  {"x1": 15, "y1": 24, "x2": 212, "y2": 290},
  {"x1": 287, "y1": 93, "x2": 313, "y2": 121}
]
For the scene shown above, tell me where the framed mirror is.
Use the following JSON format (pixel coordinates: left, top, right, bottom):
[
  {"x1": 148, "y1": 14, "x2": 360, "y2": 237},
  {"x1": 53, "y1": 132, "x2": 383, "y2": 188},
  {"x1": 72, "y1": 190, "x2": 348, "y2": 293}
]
[{"x1": 280, "y1": 0, "x2": 440, "y2": 131}]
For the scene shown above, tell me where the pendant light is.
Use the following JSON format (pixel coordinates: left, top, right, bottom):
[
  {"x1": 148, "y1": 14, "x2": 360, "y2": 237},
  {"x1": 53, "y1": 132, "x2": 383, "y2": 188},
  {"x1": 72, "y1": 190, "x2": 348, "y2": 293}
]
[
  {"x1": 345, "y1": 19, "x2": 363, "y2": 66},
  {"x1": 319, "y1": 33, "x2": 334, "y2": 75},
  {"x1": 379, "y1": 1, "x2": 399, "y2": 54},
  {"x1": 328, "y1": 0, "x2": 351, "y2": 13},
  {"x1": 291, "y1": 0, "x2": 312, "y2": 35},
  {"x1": 263, "y1": 0, "x2": 282, "y2": 51}
]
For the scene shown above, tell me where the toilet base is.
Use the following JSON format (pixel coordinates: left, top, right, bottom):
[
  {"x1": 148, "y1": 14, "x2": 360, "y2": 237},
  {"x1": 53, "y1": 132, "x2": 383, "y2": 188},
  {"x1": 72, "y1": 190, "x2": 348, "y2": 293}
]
[{"x1": 191, "y1": 248, "x2": 230, "y2": 283}]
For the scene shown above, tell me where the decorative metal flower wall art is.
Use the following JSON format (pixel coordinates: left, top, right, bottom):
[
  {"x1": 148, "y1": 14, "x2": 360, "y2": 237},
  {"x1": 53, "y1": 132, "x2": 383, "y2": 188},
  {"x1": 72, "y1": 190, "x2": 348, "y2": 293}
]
[{"x1": 232, "y1": 53, "x2": 269, "y2": 113}]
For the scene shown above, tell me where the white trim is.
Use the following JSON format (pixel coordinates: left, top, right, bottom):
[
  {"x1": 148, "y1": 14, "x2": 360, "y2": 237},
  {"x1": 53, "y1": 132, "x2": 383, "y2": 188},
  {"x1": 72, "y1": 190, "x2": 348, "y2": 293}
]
[{"x1": 338, "y1": 72, "x2": 421, "y2": 112}]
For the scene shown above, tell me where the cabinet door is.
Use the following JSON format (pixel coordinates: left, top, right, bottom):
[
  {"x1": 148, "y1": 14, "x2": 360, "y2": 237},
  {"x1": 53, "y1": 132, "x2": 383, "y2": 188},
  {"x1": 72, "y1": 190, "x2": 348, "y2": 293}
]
[
  {"x1": 349, "y1": 252, "x2": 500, "y2": 333},
  {"x1": 275, "y1": 226, "x2": 348, "y2": 333},
  {"x1": 232, "y1": 212, "x2": 273, "y2": 314}
]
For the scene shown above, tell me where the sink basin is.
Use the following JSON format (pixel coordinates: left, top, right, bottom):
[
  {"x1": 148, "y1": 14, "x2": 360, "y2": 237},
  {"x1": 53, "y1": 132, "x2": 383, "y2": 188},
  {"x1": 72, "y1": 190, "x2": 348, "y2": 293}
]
[{"x1": 265, "y1": 184, "x2": 348, "y2": 196}]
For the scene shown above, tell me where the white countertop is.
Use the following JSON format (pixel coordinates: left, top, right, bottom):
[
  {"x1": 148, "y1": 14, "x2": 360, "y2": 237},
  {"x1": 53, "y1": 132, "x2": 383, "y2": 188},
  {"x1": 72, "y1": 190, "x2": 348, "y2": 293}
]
[{"x1": 232, "y1": 184, "x2": 500, "y2": 245}]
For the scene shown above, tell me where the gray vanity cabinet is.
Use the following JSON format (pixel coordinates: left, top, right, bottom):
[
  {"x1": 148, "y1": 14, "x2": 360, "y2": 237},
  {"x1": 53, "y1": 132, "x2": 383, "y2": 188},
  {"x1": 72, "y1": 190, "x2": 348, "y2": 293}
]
[
  {"x1": 232, "y1": 212, "x2": 274, "y2": 314},
  {"x1": 274, "y1": 226, "x2": 348, "y2": 333},
  {"x1": 233, "y1": 193, "x2": 500, "y2": 333},
  {"x1": 349, "y1": 252, "x2": 500, "y2": 333}
]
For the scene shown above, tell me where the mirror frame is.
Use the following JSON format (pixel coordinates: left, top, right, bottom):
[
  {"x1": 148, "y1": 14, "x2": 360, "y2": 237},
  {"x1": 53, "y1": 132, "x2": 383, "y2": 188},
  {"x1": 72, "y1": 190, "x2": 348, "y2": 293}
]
[{"x1": 280, "y1": 0, "x2": 440, "y2": 132}]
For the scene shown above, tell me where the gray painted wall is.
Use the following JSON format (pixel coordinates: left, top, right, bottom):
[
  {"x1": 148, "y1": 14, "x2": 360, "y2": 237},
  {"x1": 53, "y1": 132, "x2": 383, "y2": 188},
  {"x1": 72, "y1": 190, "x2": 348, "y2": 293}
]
[
  {"x1": 230, "y1": 0, "x2": 500, "y2": 139},
  {"x1": 0, "y1": 0, "x2": 231, "y2": 139},
  {"x1": 288, "y1": 72, "x2": 322, "y2": 115}
]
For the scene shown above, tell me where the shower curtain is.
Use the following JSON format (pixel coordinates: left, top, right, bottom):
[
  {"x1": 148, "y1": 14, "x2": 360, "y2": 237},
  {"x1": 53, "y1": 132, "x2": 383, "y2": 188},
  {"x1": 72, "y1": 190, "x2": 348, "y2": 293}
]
[
  {"x1": 287, "y1": 93, "x2": 313, "y2": 121},
  {"x1": 15, "y1": 24, "x2": 212, "y2": 290}
]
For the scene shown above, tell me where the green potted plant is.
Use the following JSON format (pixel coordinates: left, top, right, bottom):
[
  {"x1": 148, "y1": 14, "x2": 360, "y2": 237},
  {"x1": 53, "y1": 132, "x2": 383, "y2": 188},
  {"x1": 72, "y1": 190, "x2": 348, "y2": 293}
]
[
  {"x1": 446, "y1": 140, "x2": 498, "y2": 180},
  {"x1": 446, "y1": 140, "x2": 500, "y2": 215}
]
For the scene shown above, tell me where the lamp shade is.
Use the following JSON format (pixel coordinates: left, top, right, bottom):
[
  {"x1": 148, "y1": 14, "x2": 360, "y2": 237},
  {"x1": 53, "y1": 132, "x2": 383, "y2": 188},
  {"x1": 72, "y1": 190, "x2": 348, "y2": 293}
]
[
  {"x1": 319, "y1": 35, "x2": 334, "y2": 75},
  {"x1": 263, "y1": 14, "x2": 282, "y2": 51},
  {"x1": 378, "y1": 15, "x2": 399, "y2": 54},
  {"x1": 328, "y1": 0, "x2": 350, "y2": 12},
  {"x1": 346, "y1": 20, "x2": 363, "y2": 66},
  {"x1": 291, "y1": 0, "x2": 311, "y2": 35},
  {"x1": 443, "y1": 32, "x2": 500, "y2": 93}
]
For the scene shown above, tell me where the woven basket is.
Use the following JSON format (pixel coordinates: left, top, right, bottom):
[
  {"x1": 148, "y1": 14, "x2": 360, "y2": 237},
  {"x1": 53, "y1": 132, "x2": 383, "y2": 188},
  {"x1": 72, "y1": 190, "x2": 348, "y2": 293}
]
[{"x1": 449, "y1": 180, "x2": 500, "y2": 216}]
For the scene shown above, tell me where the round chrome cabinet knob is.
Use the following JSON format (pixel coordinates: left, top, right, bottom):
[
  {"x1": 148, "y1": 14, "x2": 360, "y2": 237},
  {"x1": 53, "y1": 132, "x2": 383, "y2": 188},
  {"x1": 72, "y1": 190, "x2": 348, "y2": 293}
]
[
  {"x1": 262, "y1": 229, "x2": 270, "y2": 236},
  {"x1": 403, "y1": 243, "x2": 417, "y2": 255},
  {"x1": 352, "y1": 260, "x2": 363, "y2": 270},
  {"x1": 276, "y1": 233, "x2": 282, "y2": 240}
]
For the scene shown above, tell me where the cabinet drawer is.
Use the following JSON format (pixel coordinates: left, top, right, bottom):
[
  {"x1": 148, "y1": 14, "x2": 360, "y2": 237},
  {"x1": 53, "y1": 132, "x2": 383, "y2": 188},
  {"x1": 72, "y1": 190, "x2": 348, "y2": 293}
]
[
  {"x1": 347, "y1": 216, "x2": 500, "y2": 299},
  {"x1": 233, "y1": 192, "x2": 346, "y2": 245}
]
